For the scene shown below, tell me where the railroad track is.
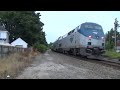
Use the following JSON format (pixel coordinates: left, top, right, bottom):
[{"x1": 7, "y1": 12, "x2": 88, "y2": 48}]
[{"x1": 53, "y1": 51, "x2": 120, "y2": 68}]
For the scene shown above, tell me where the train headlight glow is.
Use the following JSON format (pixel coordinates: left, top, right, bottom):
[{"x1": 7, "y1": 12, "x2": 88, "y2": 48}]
[
  {"x1": 88, "y1": 36, "x2": 92, "y2": 38},
  {"x1": 102, "y1": 37, "x2": 104, "y2": 39}
]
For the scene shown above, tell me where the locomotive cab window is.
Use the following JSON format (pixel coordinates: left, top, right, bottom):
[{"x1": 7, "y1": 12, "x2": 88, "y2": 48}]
[
  {"x1": 88, "y1": 42, "x2": 91, "y2": 45},
  {"x1": 94, "y1": 26, "x2": 102, "y2": 30},
  {"x1": 84, "y1": 25, "x2": 93, "y2": 29}
]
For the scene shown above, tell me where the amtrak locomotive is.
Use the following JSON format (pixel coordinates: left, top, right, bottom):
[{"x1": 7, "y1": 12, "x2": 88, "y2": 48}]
[{"x1": 52, "y1": 22, "x2": 105, "y2": 58}]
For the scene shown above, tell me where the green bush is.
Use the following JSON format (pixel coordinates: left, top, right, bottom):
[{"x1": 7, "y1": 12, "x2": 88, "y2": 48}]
[
  {"x1": 105, "y1": 41, "x2": 114, "y2": 50},
  {"x1": 103, "y1": 50, "x2": 120, "y2": 59},
  {"x1": 33, "y1": 44, "x2": 47, "y2": 53}
]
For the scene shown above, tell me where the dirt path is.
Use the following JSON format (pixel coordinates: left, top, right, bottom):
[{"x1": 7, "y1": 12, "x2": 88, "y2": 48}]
[{"x1": 16, "y1": 50, "x2": 120, "y2": 79}]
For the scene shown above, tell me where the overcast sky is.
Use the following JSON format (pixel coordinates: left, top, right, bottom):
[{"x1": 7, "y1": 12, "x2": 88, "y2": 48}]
[{"x1": 36, "y1": 11, "x2": 120, "y2": 44}]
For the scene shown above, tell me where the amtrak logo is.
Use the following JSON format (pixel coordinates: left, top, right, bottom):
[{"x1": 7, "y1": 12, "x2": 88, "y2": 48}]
[
  {"x1": 93, "y1": 32, "x2": 98, "y2": 34},
  {"x1": 70, "y1": 37, "x2": 73, "y2": 43}
]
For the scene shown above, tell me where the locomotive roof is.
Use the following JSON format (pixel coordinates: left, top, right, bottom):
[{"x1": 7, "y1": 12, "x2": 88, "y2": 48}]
[{"x1": 82, "y1": 22, "x2": 101, "y2": 26}]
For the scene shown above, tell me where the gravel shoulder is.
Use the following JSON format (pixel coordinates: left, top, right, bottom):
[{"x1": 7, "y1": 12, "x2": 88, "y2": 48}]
[{"x1": 16, "y1": 50, "x2": 120, "y2": 79}]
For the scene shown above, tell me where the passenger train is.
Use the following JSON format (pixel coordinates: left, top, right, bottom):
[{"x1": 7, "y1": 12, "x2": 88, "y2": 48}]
[{"x1": 52, "y1": 22, "x2": 105, "y2": 58}]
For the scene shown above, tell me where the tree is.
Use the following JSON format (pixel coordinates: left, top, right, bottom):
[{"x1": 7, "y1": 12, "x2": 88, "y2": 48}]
[
  {"x1": 0, "y1": 11, "x2": 47, "y2": 47},
  {"x1": 48, "y1": 42, "x2": 53, "y2": 49},
  {"x1": 105, "y1": 28, "x2": 120, "y2": 50}
]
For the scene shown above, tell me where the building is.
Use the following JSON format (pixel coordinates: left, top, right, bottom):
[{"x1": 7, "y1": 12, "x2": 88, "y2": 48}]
[
  {"x1": 0, "y1": 23, "x2": 10, "y2": 44},
  {"x1": 11, "y1": 38, "x2": 28, "y2": 48}
]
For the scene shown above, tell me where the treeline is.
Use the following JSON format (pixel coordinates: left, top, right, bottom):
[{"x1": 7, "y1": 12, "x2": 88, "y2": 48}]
[
  {"x1": 105, "y1": 28, "x2": 120, "y2": 50},
  {"x1": 48, "y1": 42, "x2": 53, "y2": 49},
  {"x1": 0, "y1": 11, "x2": 47, "y2": 52}
]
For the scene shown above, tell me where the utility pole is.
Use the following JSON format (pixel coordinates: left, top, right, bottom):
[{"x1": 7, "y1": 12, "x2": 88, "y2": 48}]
[
  {"x1": 114, "y1": 18, "x2": 120, "y2": 51},
  {"x1": 108, "y1": 31, "x2": 110, "y2": 50}
]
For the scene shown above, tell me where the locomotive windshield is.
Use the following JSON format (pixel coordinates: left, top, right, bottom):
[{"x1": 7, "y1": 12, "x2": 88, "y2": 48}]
[{"x1": 84, "y1": 25, "x2": 102, "y2": 30}]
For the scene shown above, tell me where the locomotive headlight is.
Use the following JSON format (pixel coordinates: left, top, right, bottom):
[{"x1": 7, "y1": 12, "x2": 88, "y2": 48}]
[
  {"x1": 101, "y1": 37, "x2": 104, "y2": 39},
  {"x1": 88, "y1": 36, "x2": 92, "y2": 38}
]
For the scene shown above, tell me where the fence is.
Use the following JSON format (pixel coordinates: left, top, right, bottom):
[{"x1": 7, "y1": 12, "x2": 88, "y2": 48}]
[{"x1": 0, "y1": 45, "x2": 25, "y2": 58}]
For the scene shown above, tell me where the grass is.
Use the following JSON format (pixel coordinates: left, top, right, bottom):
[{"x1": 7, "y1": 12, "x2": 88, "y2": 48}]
[
  {"x1": 0, "y1": 50, "x2": 39, "y2": 79},
  {"x1": 103, "y1": 50, "x2": 120, "y2": 59}
]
